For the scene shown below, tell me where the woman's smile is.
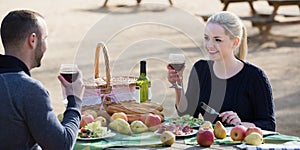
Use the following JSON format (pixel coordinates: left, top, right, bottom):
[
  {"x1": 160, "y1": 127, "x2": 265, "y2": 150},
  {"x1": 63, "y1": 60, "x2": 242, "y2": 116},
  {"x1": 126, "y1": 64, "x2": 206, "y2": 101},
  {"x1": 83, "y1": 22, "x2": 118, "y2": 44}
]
[{"x1": 207, "y1": 49, "x2": 219, "y2": 55}]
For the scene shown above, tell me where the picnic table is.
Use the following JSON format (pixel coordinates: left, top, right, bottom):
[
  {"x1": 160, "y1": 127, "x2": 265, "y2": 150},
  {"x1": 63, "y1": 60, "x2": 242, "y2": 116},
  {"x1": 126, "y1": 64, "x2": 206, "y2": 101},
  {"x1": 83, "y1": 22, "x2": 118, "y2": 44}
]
[
  {"x1": 196, "y1": 0, "x2": 258, "y2": 21},
  {"x1": 74, "y1": 127, "x2": 300, "y2": 149},
  {"x1": 76, "y1": 91, "x2": 299, "y2": 149},
  {"x1": 197, "y1": 0, "x2": 300, "y2": 42},
  {"x1": 249, "y1": 0, "x2": 300, "y2": 41},
  {"x1": 221, "y1": 0, "x2": 258, "y2": 14}
]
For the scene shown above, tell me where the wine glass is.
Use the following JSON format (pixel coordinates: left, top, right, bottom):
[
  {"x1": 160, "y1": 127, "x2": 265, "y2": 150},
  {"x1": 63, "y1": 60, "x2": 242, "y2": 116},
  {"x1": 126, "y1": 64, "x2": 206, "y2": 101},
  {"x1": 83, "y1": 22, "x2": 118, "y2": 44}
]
[
  {"x1": 59, "y1": 64, "x2": 79, "y2": 83},
  {"x1": 59, "y1": 64, "x2": 79, "y2": 106},
  {"x1": 168, "y1": 54, "x2": 185, "y2": 89}
]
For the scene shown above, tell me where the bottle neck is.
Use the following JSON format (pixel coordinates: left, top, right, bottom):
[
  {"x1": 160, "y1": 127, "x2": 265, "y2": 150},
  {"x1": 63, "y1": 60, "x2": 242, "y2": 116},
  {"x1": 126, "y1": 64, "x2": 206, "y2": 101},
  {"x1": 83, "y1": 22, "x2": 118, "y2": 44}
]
[{"x1": 140, "y1": 61, "x2": 146, "y2": 76}]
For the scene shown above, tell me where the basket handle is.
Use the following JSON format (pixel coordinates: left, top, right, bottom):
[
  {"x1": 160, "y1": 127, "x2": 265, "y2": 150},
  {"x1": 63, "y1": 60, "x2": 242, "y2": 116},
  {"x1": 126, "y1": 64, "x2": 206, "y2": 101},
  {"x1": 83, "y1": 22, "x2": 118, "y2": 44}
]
[{"x1": 94, "y1": 42, "x2": 111, "y2": 87}]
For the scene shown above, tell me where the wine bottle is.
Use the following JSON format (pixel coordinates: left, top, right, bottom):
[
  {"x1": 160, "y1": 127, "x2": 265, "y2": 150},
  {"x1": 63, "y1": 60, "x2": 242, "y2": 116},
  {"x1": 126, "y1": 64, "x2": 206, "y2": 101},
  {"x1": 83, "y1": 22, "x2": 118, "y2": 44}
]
[{"x1": 136, "y1": 60, "x2": 151, "y2": 103}]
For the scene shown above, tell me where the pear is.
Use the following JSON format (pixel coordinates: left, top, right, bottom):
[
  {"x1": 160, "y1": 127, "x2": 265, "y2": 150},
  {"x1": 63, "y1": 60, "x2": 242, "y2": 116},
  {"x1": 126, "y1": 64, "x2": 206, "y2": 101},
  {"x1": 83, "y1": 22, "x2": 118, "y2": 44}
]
[
  {"x1": 244, "y1": 132, "x2": 263, "y2": 146},
  {"x1": 130, "y1": 120, "x2": 148, "y2": 133},
  {"x1": 109, "y1": 118, "x2": 132, "y2": 135},
  {"x1": 199, "y1": 121, "x2": 214, "y2": 131},
  {"x1": 160, "y1": 131, "x2": 176, "y2": 146},
  {"x1": 82, "y1": 110, "x2": 98, "y2": 118},
  {"x1": 95, "y1": 116, "x2": 107, "y2": 127},
  {"x1": 214, "y1": 121, "x2": 227, "y2": 139}
]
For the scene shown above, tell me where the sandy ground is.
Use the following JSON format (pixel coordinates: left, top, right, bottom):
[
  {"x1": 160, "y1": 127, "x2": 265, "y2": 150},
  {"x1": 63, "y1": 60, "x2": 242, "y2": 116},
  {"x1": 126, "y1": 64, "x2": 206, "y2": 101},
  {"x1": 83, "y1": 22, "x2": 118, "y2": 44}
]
[{"x1": 0, "y1": 0, "x2": 299, "y2": 137}]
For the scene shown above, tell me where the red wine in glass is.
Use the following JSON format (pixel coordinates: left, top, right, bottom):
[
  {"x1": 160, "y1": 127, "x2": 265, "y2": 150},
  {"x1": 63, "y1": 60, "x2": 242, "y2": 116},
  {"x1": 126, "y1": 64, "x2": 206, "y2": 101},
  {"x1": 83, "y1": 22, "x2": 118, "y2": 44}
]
[
  {"x1": 168, "y1": 63, "x2": 185, "y2": 72},
  {"x1": 168, "y1": 54, "x2": 185, "y2": 89},
  {"x1": 59, "y1": 64, "x2": 79, "y2": 83},
  {"x1": 60, "y1": 71, "x2": 79, "y2": 83}
]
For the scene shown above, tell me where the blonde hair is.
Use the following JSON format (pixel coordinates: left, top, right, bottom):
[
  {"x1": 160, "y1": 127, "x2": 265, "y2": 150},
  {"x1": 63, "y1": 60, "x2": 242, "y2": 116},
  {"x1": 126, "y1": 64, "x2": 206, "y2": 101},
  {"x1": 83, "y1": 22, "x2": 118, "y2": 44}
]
[{"x1": 207, "y1": 11, "x2": 248, "y2": 60}]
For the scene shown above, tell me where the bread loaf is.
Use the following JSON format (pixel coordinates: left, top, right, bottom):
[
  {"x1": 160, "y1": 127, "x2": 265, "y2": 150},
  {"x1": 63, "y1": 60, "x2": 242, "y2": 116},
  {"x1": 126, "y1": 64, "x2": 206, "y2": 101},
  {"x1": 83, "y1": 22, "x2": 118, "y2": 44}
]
[{"x1": 106, "y1": 100, "x2": 164, "y2": 122}]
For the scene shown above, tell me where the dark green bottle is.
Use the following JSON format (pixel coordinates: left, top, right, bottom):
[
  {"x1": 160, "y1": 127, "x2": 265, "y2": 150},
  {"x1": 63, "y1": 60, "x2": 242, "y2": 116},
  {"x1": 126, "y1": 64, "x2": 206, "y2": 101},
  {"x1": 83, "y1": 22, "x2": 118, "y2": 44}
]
[{"x1": 136, "y1": 61, "x2": 151, "y2": 103}]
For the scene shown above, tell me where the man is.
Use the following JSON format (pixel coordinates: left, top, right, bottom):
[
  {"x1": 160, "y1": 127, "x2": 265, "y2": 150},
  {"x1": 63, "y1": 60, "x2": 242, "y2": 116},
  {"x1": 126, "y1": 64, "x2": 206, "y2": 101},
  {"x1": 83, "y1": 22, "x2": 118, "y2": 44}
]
[{"x1": 0, "y1": 10, "x2": 84, "y2": 149}]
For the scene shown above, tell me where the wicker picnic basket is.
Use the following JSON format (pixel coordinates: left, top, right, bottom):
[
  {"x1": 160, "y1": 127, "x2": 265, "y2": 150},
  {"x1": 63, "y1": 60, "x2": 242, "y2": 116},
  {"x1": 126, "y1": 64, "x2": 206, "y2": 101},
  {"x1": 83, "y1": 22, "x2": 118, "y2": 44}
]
[
  {"x1": 82, "y1": 42, "x2": 137, "y2": 114},
  {"x1": 81, "y1": 42, "x2": 165, "y2": 122}
]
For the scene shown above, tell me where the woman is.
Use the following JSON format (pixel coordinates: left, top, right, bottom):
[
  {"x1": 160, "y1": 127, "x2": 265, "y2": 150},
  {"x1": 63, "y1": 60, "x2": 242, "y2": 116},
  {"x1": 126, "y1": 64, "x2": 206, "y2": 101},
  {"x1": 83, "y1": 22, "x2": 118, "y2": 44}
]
[{"x1": 168, "y1": 11, "x2": 276, "y2": 131}]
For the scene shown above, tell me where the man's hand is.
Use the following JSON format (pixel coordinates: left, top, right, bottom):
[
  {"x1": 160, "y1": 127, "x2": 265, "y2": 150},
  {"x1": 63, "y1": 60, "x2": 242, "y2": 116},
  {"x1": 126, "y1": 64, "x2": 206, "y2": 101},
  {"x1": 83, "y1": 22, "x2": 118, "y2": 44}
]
[{"x1": 58, "y1": 70, "x2": 85, "y2": 99}]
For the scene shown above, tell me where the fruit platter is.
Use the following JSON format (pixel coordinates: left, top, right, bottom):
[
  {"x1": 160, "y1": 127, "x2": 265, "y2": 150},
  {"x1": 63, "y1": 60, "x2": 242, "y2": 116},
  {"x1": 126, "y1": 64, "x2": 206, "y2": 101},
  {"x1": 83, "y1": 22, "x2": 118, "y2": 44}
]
[
  {"x1": 164, "y1": 115, "x2": 204, "y2": 128},
  {"x1": 77, "y1": 121, "x2": 115, "y2": 140},
  {"x1": 77, "y1": 132, "x2": 116, "y2": 141}
]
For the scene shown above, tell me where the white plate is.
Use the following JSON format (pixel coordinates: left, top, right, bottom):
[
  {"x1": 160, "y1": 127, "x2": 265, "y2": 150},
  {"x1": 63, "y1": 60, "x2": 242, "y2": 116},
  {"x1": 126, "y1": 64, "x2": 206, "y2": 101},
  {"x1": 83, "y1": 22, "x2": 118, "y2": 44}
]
[
  {"x1": 154, "y1": 129, "x2": 198, "y2": 137},
  {"x1": 191, "y1": 124, "x2": 201, "y2": 128},
  {"x1": 77, "y1": 132, "x2": 116, "y2": 141}
]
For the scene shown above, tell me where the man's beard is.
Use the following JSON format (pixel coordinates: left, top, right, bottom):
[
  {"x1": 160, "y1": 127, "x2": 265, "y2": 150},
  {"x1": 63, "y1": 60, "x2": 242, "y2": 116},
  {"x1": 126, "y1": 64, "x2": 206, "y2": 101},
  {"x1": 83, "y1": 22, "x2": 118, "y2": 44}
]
[{"x1": 34, "y1": 39, "x2": 43, "y2": 68}]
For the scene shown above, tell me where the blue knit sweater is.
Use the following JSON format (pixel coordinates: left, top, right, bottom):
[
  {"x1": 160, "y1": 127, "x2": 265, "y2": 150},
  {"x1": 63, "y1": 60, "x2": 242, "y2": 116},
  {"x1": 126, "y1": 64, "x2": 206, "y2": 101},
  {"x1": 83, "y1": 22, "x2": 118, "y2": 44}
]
[{"x1": 0, "y1": 55, "x2": 82, "y2": 150}]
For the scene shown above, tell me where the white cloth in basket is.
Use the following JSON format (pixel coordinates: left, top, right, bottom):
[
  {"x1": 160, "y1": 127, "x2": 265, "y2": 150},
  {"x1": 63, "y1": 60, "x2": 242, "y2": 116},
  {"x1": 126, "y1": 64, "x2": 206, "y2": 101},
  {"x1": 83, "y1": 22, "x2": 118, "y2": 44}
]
[{"x1": 82, "y1": 85, "x2": 135, "y2": 106}]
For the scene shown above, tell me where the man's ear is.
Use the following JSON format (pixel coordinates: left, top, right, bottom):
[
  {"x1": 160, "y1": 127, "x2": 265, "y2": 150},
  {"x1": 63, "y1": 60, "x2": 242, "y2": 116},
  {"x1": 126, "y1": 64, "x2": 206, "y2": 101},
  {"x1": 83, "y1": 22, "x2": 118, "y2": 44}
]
[
  {"x1": 28, "y1": 33, "x2": 37, "y2": 49},
  {"x1": 233, "y1": 37, "x2": 240, "y2": 49}
]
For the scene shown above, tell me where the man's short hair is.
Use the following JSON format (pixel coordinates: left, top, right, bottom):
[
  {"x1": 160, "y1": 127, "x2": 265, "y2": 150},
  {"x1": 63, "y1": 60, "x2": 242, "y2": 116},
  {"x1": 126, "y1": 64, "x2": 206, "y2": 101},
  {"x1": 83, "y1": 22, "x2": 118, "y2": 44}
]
[{"x1": 0, "y1": 10, "x2": 44, "y2": 50}]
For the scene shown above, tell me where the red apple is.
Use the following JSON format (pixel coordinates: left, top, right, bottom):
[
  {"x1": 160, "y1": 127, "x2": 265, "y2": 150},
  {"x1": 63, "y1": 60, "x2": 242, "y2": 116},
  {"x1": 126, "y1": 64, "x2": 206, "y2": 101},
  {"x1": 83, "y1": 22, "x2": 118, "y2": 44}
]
[
  {"x1": 196, "y1": 128, "x2": 214, "y2": 147},
  {"x1": 110, "y1": 112, "x2": 128, "y2": 122},
  {"x1": 140, "y1": 113, "x2": 150, "y2": 123},
  {"x1": 144, "y1": 114, "x2": 162, "y2": 131},
  {"x1": 246, "y1": 127, "x2": 263, "y2": 137},
  {"x1": 230, "y1": 125, "x2": 247, "y2": 141},
  {"x1": 80, "y1": 114, "x2": 94, "y2": 128}
]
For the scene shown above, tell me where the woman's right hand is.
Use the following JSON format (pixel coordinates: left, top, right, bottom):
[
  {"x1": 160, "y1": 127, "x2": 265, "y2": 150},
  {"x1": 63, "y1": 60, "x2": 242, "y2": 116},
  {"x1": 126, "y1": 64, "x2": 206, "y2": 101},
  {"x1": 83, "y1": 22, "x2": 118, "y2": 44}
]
[
  {"x1": 58, "y1": 70, "x2": 85, "y2": 99},
  {"x1": 167, "y1": 65, "x2": 185, "y2": 86}
]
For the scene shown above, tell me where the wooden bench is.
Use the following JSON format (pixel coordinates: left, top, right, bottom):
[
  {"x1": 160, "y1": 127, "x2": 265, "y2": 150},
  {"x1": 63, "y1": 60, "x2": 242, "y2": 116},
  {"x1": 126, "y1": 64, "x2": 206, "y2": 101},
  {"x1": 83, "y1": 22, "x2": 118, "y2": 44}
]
[
  {"x1": 102, "y1": 0, "x2": 173, "y2": 7},
  {"x1": 196, "y1": 0, "x2": 300, "y2": 42},
  {"x1": 250, "y1": 0, "x2": 300, "y2": 41},
  {"x1": 196, "y1": 0, "x2": 257, "y2": 21},
  {"x1": 220, "y1": 0, "x2": 258, "y2": 14}
]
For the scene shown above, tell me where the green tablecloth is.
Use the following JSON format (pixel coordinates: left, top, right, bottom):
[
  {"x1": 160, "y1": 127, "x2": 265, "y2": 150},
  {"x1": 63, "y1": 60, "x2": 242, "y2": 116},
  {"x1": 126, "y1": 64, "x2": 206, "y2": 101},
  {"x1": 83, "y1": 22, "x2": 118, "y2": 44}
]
[
  {"x1": 184, "y1": 136, "x2": 242, "y2": 145},
  {"x1": 74, "y1": 131, "x2": 300, "y2": 149},
  {"x1": 74, "y1": 132, "x2": 163, "y2": 150},
  {"x1": 263, "y1": 134, "x2": 300, "y2": 144},
  {"x1": 184, "y1": 133, "x2": 300, "y2": 145}
]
